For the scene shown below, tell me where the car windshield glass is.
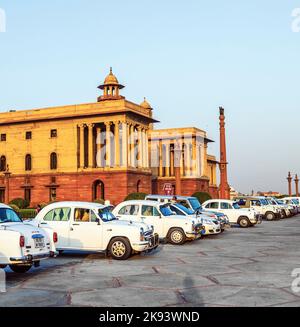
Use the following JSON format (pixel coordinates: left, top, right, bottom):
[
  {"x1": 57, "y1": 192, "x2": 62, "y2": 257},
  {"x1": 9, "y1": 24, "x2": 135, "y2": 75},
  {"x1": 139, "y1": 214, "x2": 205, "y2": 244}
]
[
  {"x1": 260, "y1": 199, "x2": 268, "y2": 205},
  {"x1": 160, "y1": 205, "x2": 174, "y2": 216},
  {"x1": 0, "y1": 208, "x2": 22, "y2": 224},
  {"x1": 98, "y1": 208, "x2": 117, "y2": 222},
  {"x1": 292, "y1": 199, "x2": 299, "y2": 204},
  {"x1": 232, "y1": 203, "x2": 240, "y2": 209},
  {"x1": 189, "y1": 198, "x2": 202, "y2": 211},
  {"x1": 174, "y1": 203, "x2": 194, "y2": 215},
  {"x1": 277, "y1": 200, "x2": 284, "y2": 205}
]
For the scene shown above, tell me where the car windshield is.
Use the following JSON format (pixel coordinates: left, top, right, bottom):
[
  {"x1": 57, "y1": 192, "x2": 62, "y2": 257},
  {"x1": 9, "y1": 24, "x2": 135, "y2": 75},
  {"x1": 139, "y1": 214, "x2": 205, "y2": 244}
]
[
  {"x1": 174, "y1": 203, "x2": 194, "y2": 215},
  {"x1": 160, "y1": 205, "x2": 175, "y2": 216},
  {"x1": 0, "y1": 208, "x2": 22, "y2": 224},
  {"x1": 277, "y1": 200, "x2": 284, "y2": 205},
  {"x1": 189, "y1": 198, "x2": 202, "y2": 211},
  {"x1": 260, "y1": 199, "x2": 268, "y2": 205},
  {"x1": 232, "y1": 203, "x2": 240, "y2": 209},
  {"x1": 98, "y1": 208, "x2": 117, "y2": 222},
  {"x1": 292, "y1": 199, "x2": 299, "y2": 205}
]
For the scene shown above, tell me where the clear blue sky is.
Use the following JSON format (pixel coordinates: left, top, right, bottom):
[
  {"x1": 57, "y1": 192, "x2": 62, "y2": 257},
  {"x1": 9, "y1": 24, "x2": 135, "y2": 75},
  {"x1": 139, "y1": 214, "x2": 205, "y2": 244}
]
[{"x1": 0, "y1": 0, "x2": 299, "y2": 194}]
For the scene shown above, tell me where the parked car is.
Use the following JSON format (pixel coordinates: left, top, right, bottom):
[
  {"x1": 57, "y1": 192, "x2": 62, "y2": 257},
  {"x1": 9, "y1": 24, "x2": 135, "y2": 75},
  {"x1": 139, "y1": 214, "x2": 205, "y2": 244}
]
[
  {"x1": 253, "y1": 197, "x2": 282, "y2": 221},
  {"x1": 202, "y1": 199, "x2": 262, "y2": 228},
  {"x1": 145, "y1": 195, "x2": 229, "y2": 229},
  {"x1": 270, "y1": 198, "x2": 296, "y2": 217},
  {"x1": 167, "y1": 202, "x2": 222, "y2": 235},
  {"x1": 113, "y1": 200, "x2": 204, "y2": 245},
  {"x1": 33, "y1": 202, "x2": 159, "y2": 260},
  {"x1": 262, "y1": 197, "x2": 295, "y2": 218},
  {"x1": 281, "y1": 198, "x2": 300, "y2": 214},
  {"x1": 0, "y1": 203, "x2": 57, "y2": 273},
  {"x1": 234, "y1": 196, "x2": 281, "y2": 220}
]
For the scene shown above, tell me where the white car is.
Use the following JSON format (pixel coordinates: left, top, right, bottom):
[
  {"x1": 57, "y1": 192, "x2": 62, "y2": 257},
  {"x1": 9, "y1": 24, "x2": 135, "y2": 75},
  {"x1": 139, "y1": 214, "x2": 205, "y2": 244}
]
[
  {"x1": 32, "y1": 202, "x2": 159, "y2": 260},
  {"x1": 0, "y1": 204, "x2": 57, "y2": 273},
  {"x1": 281, "y1": 198, "x2": 300, "y2": 214},
  {"x1": 167, "y1": 203, "x2": 222, "y2": 235},
  {"x1": 202, "y1": 199, "x2": 262, "y2": 228},
  {"x1": 113, "y1": 200, "x2": 204, "y2": 245}
]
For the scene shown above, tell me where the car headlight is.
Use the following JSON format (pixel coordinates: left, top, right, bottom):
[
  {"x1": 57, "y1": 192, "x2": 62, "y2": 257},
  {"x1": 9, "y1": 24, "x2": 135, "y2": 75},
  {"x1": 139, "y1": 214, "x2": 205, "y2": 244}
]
[{"x1": 140, "y1": 228, "x2": 145, "y2": 241}]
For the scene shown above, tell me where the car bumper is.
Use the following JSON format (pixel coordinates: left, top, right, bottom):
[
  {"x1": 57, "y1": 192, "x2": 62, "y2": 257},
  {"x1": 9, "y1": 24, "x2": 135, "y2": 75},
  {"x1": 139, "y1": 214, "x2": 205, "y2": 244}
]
[
  {"x1": 9, "y1": 251, "x2": 56, "y2": 264},
  {"x1": 202, "y1": 226, "x2": 221, "y2": 235},
  {"x1": 132, "y1": 233, "x2": 159, "y2": 252}
]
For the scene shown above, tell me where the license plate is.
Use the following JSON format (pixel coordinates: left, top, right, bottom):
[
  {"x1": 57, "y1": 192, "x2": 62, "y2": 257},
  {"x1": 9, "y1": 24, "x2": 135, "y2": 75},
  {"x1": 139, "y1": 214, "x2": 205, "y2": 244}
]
[{"x1": 34, "y1": 238, "x2": 45, "y2": 249}]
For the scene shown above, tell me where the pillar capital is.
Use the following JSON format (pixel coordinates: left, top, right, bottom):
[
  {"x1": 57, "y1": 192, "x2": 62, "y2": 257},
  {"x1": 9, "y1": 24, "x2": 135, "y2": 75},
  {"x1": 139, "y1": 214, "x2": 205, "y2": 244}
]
[
  {"x1": 104, "y1": 121, "x2": 112, "y2": 127},
  {"x1": 87, "y1": 123, "x2": 95, "y2": 128},
  {"x1": 78, "y1": 123, "x2": 86, "y2": 128}
]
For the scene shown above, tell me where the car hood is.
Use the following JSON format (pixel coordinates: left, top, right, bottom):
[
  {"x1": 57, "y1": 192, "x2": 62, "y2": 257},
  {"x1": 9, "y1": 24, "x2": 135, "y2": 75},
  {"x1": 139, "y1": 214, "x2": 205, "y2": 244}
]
[{"x1": 106, "y1": 219, "x2": 152, "y2": 232}]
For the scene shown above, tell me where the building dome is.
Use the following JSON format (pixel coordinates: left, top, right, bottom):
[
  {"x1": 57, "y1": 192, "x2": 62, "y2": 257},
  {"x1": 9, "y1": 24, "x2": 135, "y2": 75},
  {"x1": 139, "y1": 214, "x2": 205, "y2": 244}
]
[
  {"x1": 140, "y1": 97, "x2": 152, "y2": 109},
  {"x1": 98, "y1": 67, "x2": 124, "y2": 91},
  {"x1": 104, "y1": 67, "x2": 119, "y2": 85}
]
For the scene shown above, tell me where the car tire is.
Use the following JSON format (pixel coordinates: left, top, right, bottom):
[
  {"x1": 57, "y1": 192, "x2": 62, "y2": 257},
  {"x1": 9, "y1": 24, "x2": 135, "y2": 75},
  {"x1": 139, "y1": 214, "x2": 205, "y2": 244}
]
[
  {"x1": 9, "y1": 264, "x2": 32, "y2": 273},
  {"x1": 109, "y1": 237, "x2": 132, "y2": 260},
  {"x1": 265, "y1": 212, "x2": 276, "y2": 221},
  {"x1": 58, "y1": 250, "x2": 64, "y2": 255},
  {"x1": 168, "y1": 228, "x2": 186, "y2": 245},
  {"x1": 238, "y1": 217, "x2": 250, "y2": 228}
]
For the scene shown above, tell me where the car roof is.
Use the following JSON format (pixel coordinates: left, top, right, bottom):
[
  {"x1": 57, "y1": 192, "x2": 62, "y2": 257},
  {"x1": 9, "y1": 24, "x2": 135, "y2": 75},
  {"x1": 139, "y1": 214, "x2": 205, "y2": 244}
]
[
  {"x1": 146, "y1": 195, "x2": 196, "y2": 200},
  {"x1": 42, "y1": 201, "x2": 108, "y2": 210},
  {"x1": 204, "y1": 199, "x2": 235, "y2": 204},
  {"x1": 117, "y1": 200, "x2": 162, "y2": 206},
  {"x1": 0, "y1": 203, "x2": 13, "y2": 209}
]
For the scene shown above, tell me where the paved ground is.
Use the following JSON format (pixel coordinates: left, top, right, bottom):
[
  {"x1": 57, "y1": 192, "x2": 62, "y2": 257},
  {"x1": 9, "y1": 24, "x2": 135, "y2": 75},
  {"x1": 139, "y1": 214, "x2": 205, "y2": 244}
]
[{"x1": 1, "y1": 216, "x2": 300, "y2": 307}]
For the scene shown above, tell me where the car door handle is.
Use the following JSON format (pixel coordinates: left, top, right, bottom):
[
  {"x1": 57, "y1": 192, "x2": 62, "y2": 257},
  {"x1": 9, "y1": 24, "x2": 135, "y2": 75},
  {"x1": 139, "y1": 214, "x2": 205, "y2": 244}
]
[
  {"x1": 40, "y1": 222, "x2": 47, "y2": 225},
  {"x1": 72, "y1": 223, "x2": 80, "y2": 226}
]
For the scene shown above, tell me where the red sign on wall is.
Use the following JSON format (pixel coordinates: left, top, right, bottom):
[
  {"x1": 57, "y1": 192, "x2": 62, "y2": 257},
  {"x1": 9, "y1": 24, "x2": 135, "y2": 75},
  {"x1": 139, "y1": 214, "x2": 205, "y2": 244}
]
[{"x1": 163, "y1": 183, "x2": 173, "y2": 195}]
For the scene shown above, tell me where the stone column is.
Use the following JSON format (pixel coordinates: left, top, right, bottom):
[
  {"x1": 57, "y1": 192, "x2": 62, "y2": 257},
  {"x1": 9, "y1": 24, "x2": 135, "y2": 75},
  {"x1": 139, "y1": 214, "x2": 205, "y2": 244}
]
[
  {"x1": 79, "y1": 124, "x2": 86, "y2": 168},
  {"x1": 295, "y1": 174, "x2": 299, "y2": 197},
  {"x1": 96, "y1": 126, "x2": 102, "y2": 168},
  {"x1": 191, "y1": 136, "x2": 197, "y2": 177},
  {"x1": 144, "y1": 128, "x2": 149, "y2": 168},
  {"x1": 137, "y1": 126, "x2": 143, "y2": 168},
  {"x1": 114, "y1": 121, "x2": 120, "y2": 167},
  {"x1": 185, "y1": 141, "x2": 191, "y2": 177},
  {"x1": 287, "y1": 172, "x2": 292, "y2": 197},
  {"x1": 130, "y1": 124, "x2": 135, "y2": 167},
  {"x1": 87, "y1": 123, "x2": 94, "y2": 168},
  {"x1": 219, "y1": 107, "x2": 230, "y2": 199},
  {"x1": 159, "y1": 139, "x2": 163, "y2": 177},
  {"x1": 180, "y1": 140, "x2": 184, "y2": 177},
  {"x1": 164, "y1": 141, "x2": 170, "y2": 177},
  {"x1": 122, "y1": 121, "x2": 128, "y2": 167},
  {"x1": 105, "y1": 122, "x2": 112, "y2": 167},
  {"x1": 174, "y1": 141, "x2": 182, "y2": 195}
]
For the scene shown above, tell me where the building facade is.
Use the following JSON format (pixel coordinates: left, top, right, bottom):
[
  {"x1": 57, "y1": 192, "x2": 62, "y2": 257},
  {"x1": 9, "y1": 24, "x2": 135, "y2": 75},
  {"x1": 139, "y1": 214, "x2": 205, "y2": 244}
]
[{"x1": 0, "y1": 69, "x2": 217, "y2": 206}]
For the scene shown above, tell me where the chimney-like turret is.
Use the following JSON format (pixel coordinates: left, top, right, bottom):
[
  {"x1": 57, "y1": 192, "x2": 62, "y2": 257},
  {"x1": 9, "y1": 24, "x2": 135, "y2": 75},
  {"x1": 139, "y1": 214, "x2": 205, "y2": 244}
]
[{"x1": 287, "y1": 172, "x2": 293, "y2": 196}]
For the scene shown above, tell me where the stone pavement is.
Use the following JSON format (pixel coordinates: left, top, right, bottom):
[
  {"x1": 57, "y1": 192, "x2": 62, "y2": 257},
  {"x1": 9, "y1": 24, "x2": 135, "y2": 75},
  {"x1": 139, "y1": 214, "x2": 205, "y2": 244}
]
[{"x1": 1, "y1": 216, "x2": 300, "y2": 307}]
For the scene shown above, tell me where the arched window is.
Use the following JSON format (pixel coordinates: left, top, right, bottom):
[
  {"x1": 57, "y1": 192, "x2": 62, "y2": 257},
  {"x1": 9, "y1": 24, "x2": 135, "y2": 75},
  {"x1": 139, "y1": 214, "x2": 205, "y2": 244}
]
[
  {"x1": 50, "y1": 152, "x2": 57, "y2": 170},
  {"x1": 25, "y1": 154, "x2": 32, "y2": 171},
  {"x1": 92, "y1": 180, "x2": 105, "y2": 201},
  {"x1": 0, "y1": 156, "x2": 6, "y2": 172}
]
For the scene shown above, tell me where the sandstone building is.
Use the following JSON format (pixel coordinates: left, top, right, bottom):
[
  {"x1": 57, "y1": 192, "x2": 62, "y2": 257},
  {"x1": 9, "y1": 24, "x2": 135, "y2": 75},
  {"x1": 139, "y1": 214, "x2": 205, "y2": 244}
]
[{"x1": 0, "y1": 69, "x2": 217, "y2": 205}]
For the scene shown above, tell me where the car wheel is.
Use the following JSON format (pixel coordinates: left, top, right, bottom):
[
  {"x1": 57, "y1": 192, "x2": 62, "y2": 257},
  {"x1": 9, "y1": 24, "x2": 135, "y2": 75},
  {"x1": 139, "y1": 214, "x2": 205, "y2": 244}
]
[
  {"x1": 168, "y1": 228, "x2": 186, "y2": 245},
  {"x1": 109, "y1": 237, "x2": 132, "y2": 260},
  {"x1": 265, "y1": 212, "x2": 275, "y2": 221},
  {"x1": 58, "y1": 250, "x2": 64, "y2": 255},
  {"x1": 281, "y1": 210, "x2": 287, "y2": 218},
  {"x1": 9, "y1": 264, "x2": 32, "y2": 273},
  {"x1": 238, "y1": 217, "x2": 250, "y2": 228}
]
